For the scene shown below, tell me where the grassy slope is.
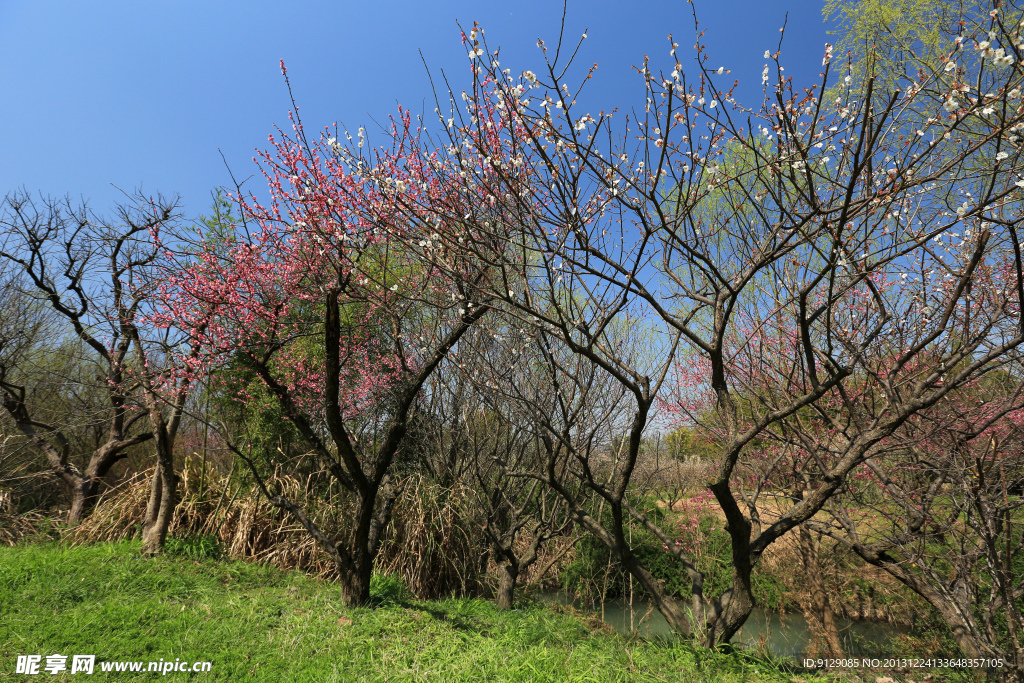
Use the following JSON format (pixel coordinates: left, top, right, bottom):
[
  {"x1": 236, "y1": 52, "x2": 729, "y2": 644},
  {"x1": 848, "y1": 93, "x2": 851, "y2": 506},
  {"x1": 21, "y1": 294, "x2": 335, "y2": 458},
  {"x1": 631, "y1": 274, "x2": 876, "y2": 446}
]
[{"x1": 0, "y1": 541, "x2": 805, "y2": 682}]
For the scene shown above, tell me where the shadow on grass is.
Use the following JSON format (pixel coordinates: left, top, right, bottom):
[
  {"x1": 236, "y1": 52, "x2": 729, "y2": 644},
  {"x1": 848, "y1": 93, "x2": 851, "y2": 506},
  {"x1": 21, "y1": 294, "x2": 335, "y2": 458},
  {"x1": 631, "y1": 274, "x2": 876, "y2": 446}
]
[{"x1": 367, "y1": 574, "x2": 479, "y2": 632}]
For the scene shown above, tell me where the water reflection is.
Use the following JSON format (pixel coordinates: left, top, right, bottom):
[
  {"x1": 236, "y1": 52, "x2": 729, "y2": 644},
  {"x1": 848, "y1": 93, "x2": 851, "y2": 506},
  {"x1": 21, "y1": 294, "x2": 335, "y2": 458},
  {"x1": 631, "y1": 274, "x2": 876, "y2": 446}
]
[{"x1": 534, "y1": 591, "x2": 903, "y2": 660}]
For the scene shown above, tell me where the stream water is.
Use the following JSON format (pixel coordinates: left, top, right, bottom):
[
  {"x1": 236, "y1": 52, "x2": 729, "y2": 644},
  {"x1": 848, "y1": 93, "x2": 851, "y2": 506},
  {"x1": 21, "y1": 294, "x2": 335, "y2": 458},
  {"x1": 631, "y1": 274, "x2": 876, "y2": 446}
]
[{"x1": 534, "y1": 591, "x2": 904, "y2": 661}]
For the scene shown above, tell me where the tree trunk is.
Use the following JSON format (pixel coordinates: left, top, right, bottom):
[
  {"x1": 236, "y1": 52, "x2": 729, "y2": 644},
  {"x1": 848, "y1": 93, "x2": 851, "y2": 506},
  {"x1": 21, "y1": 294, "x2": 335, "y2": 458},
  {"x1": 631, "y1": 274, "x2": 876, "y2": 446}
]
[
  {"x1": 340, "y1": 560, "x2": 373, "y2": 606},
  {"x1": 703, "y1": 486, "x2": 756, "y2": 646},
  {"x1": 141, "y1": 453, "x2": 177, "y2": 555},
  {"x1": 932, "y1": 597, "x2": 990, "y2": 661},
  {"x1": 618, "y1": 548, "x2": 697, "y2": 635},
  {"x1": 337, "y1": 491, "x2": 382, "y2": 607},
  {"x1": 798, "y1": 524, "x2": 844, "y2": 658},
  {"x1": 496, "y1": 562, "x2": 519, "y2": 611},
  {"x1": 143, "y1": 466, "x2": 162, "y2": 530},
  {"x1": 67, "y1": 478, "x2": 98, "y2": 525},
  {"x1": 704, "y1": 568, "x2": 756, "y2": 646},
  {"x1": 67, "y1": 482, "x2": 87, "y2": 525}
]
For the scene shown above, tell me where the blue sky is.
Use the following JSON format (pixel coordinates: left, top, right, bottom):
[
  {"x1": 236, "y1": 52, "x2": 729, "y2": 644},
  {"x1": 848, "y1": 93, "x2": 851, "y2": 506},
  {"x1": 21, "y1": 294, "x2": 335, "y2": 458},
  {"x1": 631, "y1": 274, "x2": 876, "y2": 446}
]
[{"x1": 0, "y1": 0, "x2": 831, "y2": 220}]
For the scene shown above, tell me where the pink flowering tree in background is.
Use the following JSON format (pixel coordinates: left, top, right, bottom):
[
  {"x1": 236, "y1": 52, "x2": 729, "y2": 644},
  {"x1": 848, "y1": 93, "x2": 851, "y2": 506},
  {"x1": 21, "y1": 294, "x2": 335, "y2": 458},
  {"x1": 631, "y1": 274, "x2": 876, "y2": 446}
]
[
  {"x1": 661, "y1": 238, "x2": 1024, "y2": 662},
  {"x1": 156, "y1": 62, "x2": 535, "y2": 604},
  {"x1": 126, "y1": 216, "x2": 223, "y2": 555},
  {"x1": 806, "y1": 378, "x2": 1024, "y2": 666},
  {"x1": 798, "y1": 309, "x2": 1024, "y2": 666},
  {"x1": 397, "y1": 2, "x2": 1024, "y2": 655}
]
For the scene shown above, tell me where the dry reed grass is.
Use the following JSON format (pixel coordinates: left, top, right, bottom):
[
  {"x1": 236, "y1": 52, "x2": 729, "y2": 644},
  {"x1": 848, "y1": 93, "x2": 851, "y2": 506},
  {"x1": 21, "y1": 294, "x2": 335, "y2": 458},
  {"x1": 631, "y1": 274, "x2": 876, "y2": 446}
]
[
  {"x1": 72, "y1": 458, "x2": 343, "y2": 579},
  {"x1": 375, "y1": 475, "x2": 485, "y2": 598},
  {"x1": 72, "y1": 457, "x2": 507, "y2": 598},
  {"x1": 0, "y1": 511, "x2": 53, "y2": 546}
]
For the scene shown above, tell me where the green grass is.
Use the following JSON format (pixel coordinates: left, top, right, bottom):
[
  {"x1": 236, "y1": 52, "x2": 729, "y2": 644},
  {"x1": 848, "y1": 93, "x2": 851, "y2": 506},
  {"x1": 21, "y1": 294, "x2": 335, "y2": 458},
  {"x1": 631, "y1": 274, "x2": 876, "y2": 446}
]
[{"x1": 0, "y1": 541, "x2": 814, "y2": 682}]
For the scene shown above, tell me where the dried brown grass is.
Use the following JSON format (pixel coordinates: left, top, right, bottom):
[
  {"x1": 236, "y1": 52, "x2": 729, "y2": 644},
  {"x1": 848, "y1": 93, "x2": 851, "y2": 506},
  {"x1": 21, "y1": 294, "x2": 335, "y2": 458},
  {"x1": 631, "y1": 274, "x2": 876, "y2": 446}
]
[
  {"x1": 0, "y1": 511, "x2": 53, "y2": 546},
  {"x1": 755, "y1": 520, "x2": 918, "y2": 626},
  {"x1": 72, "y1": 457, "x2": 500, "y2": 597},
  {"x1": 636, "y1": 457, "x2": 718, "y2": 504},
  {"x1": 71, "y1": 458, "x2": 343, "y2": 579},
  {"x1": 375, "y1": 475, "x2": 486, "y2": 598}
]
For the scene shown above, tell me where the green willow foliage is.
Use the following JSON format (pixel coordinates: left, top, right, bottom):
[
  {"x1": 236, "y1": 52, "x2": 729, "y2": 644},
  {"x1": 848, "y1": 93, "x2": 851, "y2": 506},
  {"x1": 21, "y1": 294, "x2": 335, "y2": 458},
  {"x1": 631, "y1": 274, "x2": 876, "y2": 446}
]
[{"x1": 823, "y1": 0, "x2": 969, "y2": 96}]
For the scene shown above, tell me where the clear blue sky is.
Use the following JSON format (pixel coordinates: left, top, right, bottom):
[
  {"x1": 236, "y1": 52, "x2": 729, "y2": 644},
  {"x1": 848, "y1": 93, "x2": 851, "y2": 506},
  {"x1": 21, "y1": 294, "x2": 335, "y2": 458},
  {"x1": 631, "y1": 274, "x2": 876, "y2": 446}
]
[{"x1": 0, "y1": 0, "x2": 831, "y2": 220}]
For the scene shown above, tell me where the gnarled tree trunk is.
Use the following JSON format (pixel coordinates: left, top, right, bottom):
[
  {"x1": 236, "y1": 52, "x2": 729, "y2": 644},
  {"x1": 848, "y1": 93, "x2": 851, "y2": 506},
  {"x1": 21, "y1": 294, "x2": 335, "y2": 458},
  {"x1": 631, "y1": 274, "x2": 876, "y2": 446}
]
[
  {"x1": 141, "y1": 453, "x2": 178, "y2": 555},
  {"x1": 1, "y1": 378, "x2": 151, "y2": 524},
  {"x1": 496, "y1": 563, "x2": 519, "y2": 610}
]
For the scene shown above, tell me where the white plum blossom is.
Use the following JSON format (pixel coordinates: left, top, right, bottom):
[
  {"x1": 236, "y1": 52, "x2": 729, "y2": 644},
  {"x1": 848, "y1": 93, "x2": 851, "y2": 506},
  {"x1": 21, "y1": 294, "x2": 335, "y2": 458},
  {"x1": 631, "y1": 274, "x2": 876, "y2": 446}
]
[{"x1": 994, "y1": 50, "x2": 1015, "y2": 67}]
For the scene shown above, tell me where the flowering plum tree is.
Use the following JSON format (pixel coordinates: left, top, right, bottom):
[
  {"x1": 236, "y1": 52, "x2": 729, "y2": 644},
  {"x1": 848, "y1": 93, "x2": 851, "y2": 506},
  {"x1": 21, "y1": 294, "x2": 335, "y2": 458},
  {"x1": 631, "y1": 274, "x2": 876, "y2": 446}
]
[
  {"x1": 802, "y1": 364, "x2": 1024, "y2": 668},
  {"x1": 157, "y1": 63, "x2": 536, "y2": 604},
  {"x1": 406, "y1": 3, "x2": 1024, "y2": 650}
]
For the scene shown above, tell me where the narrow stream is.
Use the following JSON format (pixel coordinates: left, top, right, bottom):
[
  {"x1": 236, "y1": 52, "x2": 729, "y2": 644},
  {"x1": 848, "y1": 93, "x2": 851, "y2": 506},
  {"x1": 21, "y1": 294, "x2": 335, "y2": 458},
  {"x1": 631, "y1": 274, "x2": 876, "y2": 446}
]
[{"x1": 535, "y1": 591, "x2": 904, "y2": 660}]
